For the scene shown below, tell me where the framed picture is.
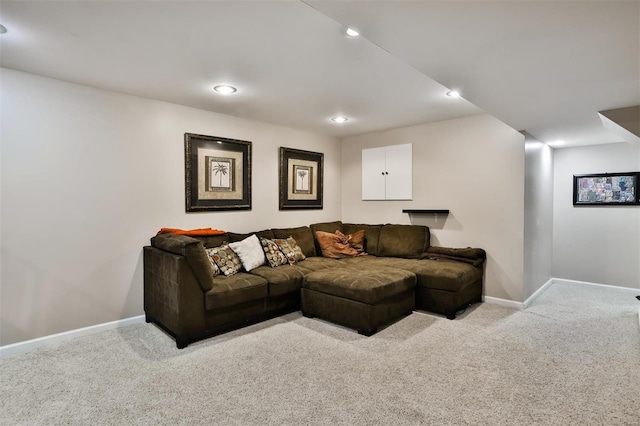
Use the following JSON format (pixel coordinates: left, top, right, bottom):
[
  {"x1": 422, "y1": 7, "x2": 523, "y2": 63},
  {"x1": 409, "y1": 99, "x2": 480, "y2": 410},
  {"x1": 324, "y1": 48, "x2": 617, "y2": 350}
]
[
  {"x1": 279, "y1": 147, "x2": 323, "y2": 210},
  {"x1": 573, "y1": 172, "x2": 639, "y2": 206},
  {"x1": 185, "y1": 133, "x2": 251, "y2": 212}
]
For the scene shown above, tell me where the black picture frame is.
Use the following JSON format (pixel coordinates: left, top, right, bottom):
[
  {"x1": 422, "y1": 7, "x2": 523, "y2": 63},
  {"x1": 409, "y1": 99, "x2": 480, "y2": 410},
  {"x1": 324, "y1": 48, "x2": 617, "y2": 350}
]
[
  {"x1": 573, "y1": 172, "x2": 639, "y2": 206},
  {"x1": 279, "y1": 147, "x2": 323, "y2": 210},
  {"x1": 185, "y1": 133, "x2": 251, "y2": 212}
]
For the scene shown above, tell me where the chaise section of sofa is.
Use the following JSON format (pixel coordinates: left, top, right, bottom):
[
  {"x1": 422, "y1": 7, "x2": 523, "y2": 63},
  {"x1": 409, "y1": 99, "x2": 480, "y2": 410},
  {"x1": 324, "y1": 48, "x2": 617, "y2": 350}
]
[{"x1": 311, "y1": 221, "x2": 485, "y2": 319}]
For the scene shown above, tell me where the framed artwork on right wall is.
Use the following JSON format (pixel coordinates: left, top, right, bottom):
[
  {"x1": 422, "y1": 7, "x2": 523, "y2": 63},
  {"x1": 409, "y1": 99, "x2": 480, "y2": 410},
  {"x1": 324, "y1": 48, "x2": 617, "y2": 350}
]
[{"x1": 573, "y1": 172, "x2": 639, "y2": 206}]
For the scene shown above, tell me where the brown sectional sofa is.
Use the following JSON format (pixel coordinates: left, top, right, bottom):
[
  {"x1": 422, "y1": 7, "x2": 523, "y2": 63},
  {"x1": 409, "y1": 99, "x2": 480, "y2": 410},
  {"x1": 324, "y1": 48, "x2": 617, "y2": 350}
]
[{"x1": 144, "y1": 221, "x2": 485, "y2": 348}]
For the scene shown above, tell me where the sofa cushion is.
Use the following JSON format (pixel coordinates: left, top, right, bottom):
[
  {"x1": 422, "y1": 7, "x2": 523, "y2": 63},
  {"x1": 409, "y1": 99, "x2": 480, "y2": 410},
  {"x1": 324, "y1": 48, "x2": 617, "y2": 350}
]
[
  {"x1": 260, "y1": 237, "x2": 288, "y2": 268},
  {"x1": 271, "y1": 226, "x2": 316, "y2": 257},
  {"x1": 250, "y1": 265, "x2": 305, "y2": 296},
  {"x1": 377, "y1": 224, "x2": 430, "y2": 259},
  {"x1": 315, "y1": 230, "x2": 366, "y2": 259},
  {"x1": 290, "y1": 257, "x2": 345, "y2": 273},
  {"x1": 407, "y1": 259, "x2": 482, "y2": 292},
  {"x1": 227, "y1": 229, "x2": 275, "y2": 243},
  {"x1": 310, "y1": 220, "x2": 343, "y2": 234},
  {"x1": 341, "y1": 256, "x2": 481, "y2": 292},
  {"x1": 205, "y1": 273, "x2": 268, "y2": 310},
  {"x1": 228, "y1": 234, "x2": 266, "y2": 272},
  {"x1": 275, "y1": 237, "x2": 306, "y2": 264},
  {"x1": 208, "y1": 243, "x2": 243, "y2": 276},
  {"x1": 199, "y1": 235, "x2": 229, "y2": 249},
  {"x1": 342, "y1": 223, "x2": 383, "y2": 256},
  {"x1": 303, "y1": 267, "x2": 416, "y2": 305}
]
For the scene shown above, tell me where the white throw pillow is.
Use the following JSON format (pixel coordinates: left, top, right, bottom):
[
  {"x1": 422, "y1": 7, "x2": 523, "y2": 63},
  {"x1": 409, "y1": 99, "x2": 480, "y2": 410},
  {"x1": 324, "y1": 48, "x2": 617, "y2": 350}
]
[{"x1": 228, "y1": 234, "x2": 266, "y2": 271}]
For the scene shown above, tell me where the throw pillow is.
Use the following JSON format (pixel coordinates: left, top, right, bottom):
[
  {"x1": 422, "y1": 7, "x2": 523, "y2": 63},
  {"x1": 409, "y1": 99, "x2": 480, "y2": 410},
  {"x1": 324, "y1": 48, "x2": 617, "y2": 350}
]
[
  {"x1": 260, "y1": 237, "x2": 288, "y2": 268},
  {"x1": 207, "y1": 243, "x2": 243, "y2": 276},
  {"x1": 315, "y1": 230, "x2": 367, "y2": 259},
  {"x1": 341, "y1": 229, "x2": 366, "y2": 252},
  {"x1": 204, "y1": 248, "x2": 222, "y2": 277},
  {"x1": 275, "y1": 237, "x2": 306, "y2": 265},
  {"x1": 228, "y1": 234, "x2": 266, "y2": 272}
]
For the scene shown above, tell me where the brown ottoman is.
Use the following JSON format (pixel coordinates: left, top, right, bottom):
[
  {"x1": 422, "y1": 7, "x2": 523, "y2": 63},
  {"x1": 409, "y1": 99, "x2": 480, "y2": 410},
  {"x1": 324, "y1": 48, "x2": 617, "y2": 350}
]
[{"x1": 301, "y1": 266, "x2": 417, "y2": 335}]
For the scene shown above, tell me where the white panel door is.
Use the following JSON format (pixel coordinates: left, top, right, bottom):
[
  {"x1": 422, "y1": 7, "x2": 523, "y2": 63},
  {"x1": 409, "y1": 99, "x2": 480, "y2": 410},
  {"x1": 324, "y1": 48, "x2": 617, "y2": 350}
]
[
  {"x1": 384, "y1": 143, "x2": 412, "y2": 200},
  {"x1": 361, "y1": 146, "x2": 386, "y2": 200}
]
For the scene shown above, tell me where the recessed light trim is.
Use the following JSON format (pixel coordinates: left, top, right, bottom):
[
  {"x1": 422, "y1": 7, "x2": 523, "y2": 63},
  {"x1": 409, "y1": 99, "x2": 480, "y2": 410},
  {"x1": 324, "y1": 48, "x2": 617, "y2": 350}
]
[
  {"x1": 213, "y1": 85, "x2": 237, "y2": 94},
  {"x1": 0, "y1": 24, "x2": 7, "y2": 34},
  {"x1": 446, "y1": 90, "x2": 460, "y2": 98},
  {"x1": 346, "y1": 28, "x2": 359, "y2": 37},
  {"x1": 331, "y1": 116, "x2": 349, "y2": 123}
]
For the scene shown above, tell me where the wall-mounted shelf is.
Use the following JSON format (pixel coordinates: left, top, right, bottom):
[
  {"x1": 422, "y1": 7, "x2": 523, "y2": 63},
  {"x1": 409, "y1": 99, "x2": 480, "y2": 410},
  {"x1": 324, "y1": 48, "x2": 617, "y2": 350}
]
[{"x1": 402, "y1": 209, "x2": 449, "y2": 214}]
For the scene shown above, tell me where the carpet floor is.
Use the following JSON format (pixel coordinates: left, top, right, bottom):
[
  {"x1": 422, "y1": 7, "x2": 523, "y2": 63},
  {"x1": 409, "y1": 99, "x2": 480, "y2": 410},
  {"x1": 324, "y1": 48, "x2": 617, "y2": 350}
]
[{"x1": 1, "y1": 281, "x2": 639, "y2": 425}]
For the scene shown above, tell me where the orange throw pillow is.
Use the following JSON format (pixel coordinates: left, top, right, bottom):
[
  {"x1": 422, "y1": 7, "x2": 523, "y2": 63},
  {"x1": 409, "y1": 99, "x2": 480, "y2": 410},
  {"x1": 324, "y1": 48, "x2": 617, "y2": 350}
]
[{"x1": 315, "y1": 230, "x2": 367, "y2": 259}]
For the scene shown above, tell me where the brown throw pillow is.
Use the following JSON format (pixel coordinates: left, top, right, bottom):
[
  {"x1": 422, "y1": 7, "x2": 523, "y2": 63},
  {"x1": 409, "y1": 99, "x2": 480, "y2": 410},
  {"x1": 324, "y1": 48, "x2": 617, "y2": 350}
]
[
  {"x1": 315, "y1": 230, "x2": 367, "y2": 259},
  {"x1": 346, "y1": 229, "x2": 365, "y2": 252}
]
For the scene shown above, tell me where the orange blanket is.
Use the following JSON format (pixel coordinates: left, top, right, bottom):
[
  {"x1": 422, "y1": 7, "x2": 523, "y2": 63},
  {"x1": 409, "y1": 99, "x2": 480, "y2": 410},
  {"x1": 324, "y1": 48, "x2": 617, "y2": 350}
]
[{"x1": 157, "y1": 227, "x2": 225, "y2": 236}]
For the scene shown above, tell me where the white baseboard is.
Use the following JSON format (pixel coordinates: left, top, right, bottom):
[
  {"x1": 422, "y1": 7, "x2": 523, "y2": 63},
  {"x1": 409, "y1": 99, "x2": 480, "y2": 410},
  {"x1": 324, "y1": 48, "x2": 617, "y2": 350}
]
[
  {"x1": 483, "y1": 296, "x2": 524, "y2": 310},
  {"x1": 523, "y1": 278, "x2": 554, "y2": 308},
  {"x1": 484, "y1": 278, "x2": 639, "y2": 313},
  {"x1": 0, "y1": 315, "x2": 146, "y2": 357},
  {"x1": 552, "y1": 278, "x2": 640, "y2": 294}
]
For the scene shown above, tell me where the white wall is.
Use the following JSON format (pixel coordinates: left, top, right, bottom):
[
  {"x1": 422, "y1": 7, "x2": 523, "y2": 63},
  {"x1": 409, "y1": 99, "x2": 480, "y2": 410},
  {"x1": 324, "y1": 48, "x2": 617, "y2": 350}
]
[
  {"x1": 552, "y1": 142, "x2": 640, "y2": 289},
  {"x1": 524, "y1": 133, "x2": 554, "y2": 299},
  {"x1": 0, "y1": 68, "x2": 342, "y2": 345},
  {"x1": 341, "y1": 114, "x2": 525, "y2": 302}
]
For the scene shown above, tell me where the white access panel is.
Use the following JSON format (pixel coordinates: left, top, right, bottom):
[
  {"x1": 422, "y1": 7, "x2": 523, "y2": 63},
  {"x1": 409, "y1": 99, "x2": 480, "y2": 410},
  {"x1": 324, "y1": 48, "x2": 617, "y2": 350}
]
[
  {"x1": 361, "y1": 146, "x2": 386, "y2": 200},
  {"x1": 384, "y1": 143, "x2": 412, "y2": 200}
]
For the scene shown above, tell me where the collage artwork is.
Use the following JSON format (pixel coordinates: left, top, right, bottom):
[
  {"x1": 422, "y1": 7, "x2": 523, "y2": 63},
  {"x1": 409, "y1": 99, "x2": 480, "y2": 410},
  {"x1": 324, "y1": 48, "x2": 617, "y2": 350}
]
[{"x1": 576, "y1": 175, "x2": 636, "y2": 203}]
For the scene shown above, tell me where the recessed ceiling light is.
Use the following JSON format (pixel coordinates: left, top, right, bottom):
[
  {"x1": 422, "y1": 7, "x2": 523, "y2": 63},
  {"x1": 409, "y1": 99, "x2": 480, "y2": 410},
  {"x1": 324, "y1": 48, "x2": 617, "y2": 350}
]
[
  {"x1": 0, "y1": 24, "x2": 7, "y2": 34},
  {"x1": 213, "y1": 85, "x2": 237, "y2": 94},
  {"x1": 331, "y1": 116, "x2": 349, "y2": 123},
  {"x1": 547, "y1": 140, "x2": 565, "y2": 147},
  {"x1": 346, "y1": 28, "x2": 359, "y2": 37},
  {"x1": 446, "y1": 90, "x2": 460, "y2": 98}
]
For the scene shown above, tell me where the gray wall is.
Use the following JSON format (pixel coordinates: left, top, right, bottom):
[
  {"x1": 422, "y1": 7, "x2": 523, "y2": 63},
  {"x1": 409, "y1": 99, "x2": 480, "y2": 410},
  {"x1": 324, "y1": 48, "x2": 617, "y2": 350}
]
[
  {"x1": 341, "y1": 114, "x2": 526, "y2": 302},
  {"x1": 523, "y1": 134, "x2": 554, "y2": 300},
  {"x1": 552, "y1": 142, "x2": 640, "y2": 288},
  {"x1": 0, "y1": 69, "x2": 343, "y2": 346}
]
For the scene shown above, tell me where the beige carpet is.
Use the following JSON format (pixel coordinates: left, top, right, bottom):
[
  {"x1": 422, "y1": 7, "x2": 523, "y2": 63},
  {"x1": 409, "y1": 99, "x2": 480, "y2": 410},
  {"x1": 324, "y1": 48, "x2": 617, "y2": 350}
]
[{"x1": 1, "y1": 281, "x2": 639, "y2": 425}]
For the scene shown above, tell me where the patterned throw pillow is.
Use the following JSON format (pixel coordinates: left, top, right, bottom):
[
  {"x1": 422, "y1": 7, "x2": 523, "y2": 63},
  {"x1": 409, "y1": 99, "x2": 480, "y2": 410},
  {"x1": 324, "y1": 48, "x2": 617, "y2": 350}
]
[
  {"x1": 204, "y1": 248, "x2": 222, "y2": 277},
  {"x1": 275, "y1": 237, "x2": 306, "y2": 265},
  {"x1": 206, "y1": 243, "x2": 242, "y2": 276},
  {"x1": 260, "y1": 237, "x2": 288, "y2": 268}
]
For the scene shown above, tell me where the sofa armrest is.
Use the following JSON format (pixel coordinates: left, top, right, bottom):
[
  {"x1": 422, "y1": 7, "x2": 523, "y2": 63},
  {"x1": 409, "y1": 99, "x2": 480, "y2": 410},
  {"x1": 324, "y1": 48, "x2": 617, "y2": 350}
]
[
  {"x1": 151, "y1": 233, "x2": 215, "y2": 292},
  {"x1": 423, "y1": 246, "x2": 486, "y2": 267},
  {"x1": 144, "y1": 246, "x2": 207, "y2": 347}
]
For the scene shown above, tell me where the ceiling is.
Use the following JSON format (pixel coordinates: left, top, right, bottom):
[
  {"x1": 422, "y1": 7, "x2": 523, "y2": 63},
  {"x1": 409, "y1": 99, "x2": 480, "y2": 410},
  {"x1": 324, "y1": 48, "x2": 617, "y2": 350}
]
[{"x1": 1, "y1": 1, "x2": 638, "y2": 148}]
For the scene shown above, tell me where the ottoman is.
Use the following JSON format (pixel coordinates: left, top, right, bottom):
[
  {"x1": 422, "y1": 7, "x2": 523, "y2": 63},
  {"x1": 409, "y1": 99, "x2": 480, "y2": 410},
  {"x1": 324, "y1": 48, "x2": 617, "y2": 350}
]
[{"x1": 301, "y1": 266, "x2": 417, "y2": 335}]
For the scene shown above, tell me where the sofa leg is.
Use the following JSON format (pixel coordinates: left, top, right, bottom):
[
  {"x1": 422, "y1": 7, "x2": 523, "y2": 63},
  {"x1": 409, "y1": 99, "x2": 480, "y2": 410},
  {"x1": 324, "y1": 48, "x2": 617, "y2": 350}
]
[
  {"x1": 357, "y1": 328, "x2": 377, "y2": 336},
  {"x1": 403, "y1": 310, "x2": 413, "y2": 316},
  {"x1": 145, "y1": 314, "x2": 152, "y2": 323},
  {"x1": 302, "y1": 311, "x2": 314, "y2": 319},
  {"x1": 446, "y1": 310, "x2": 456, "y2": 320},
  {"x1": 175, "y1": 336, "x2": 189, "y2": 349}
]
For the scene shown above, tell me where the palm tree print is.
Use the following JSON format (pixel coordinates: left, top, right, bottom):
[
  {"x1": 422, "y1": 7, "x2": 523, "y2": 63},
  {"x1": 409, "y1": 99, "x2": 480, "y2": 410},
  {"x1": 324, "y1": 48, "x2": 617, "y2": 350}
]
[
  {"x1": 297, "y1": 169, "x2": 308, "y2": 190},
  {"x1": 212, "y1": 162, "x2": 229, "y2": 186}
]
